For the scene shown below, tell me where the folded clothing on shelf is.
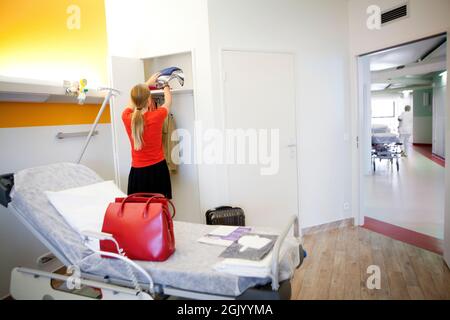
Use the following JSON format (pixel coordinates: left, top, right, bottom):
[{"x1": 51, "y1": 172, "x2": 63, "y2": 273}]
[{"x1": 149, "y1": 67, "x2": 185, "y2": 90}]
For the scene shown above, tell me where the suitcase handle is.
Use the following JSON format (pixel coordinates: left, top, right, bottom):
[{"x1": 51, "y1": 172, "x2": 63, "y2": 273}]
[
  {"x1": 214, "y1": 206, "x2": 234, "y2": 211},
  {"x1": 205, "y1": 206, "x2": 233, "y2": 217}
]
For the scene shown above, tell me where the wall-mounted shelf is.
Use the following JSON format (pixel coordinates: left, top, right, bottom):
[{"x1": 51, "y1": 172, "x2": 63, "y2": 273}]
[
  {"x1": 0, "y1": 76, "x2": 106, "y2": 104},
  {"x1": 151, "y1": 88, "x2": 193, "y2": 95}
]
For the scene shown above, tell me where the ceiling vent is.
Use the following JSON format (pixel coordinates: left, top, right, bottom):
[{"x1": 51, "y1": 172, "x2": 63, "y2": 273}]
[{"x1": 381, "y1": 3, "x2": 409, "y2": 25}]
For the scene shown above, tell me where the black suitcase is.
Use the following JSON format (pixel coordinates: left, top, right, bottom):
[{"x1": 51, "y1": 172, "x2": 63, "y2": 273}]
[{"x1": 205, "y1": 206, "x2": 245, "y2": 226}]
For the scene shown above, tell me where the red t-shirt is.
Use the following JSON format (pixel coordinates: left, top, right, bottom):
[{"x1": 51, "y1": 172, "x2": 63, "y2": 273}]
[{"x1": 122, "y1": 107, "x2": 168, "y2": 168}]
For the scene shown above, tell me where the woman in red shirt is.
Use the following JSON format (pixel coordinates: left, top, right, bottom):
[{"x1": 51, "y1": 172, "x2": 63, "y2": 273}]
[{"x1": 122, "y1": 73, "x2": 173, "y2": 198}]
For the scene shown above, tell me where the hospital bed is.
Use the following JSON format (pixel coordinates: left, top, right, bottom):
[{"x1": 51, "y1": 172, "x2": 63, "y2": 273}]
[
  {"x1": 371, "y1": 133, "x2": 402, "y2": 172},
  {"x1": 371, "y1": 124, "x2": 390, "y2": 134},
  {"x1": 0, "y1": 163, "x2": 304, "y2": 300}
]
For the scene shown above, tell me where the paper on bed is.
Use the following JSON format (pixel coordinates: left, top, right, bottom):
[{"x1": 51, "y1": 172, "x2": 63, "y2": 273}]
[
  {"x1": 197, "y1": 237, "x2": 233, "y2": 247},
  {"x1": 198, "y1": 226, "x2": 252, "y2": 247},
  {"x1": 208, "y1": 226, "x2": 239, "y2": 236},
  {"x1": 45, "y1": 180, "x2": 126, "y2": 248}
]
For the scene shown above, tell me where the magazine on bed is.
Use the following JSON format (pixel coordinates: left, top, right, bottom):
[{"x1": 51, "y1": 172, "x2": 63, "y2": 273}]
[
  {"x1": 197, "y1": 226, "x2": 252, "y2": 247},
  {"x1": 219, "y1": 234, "x2": 278, "y2": 261}
]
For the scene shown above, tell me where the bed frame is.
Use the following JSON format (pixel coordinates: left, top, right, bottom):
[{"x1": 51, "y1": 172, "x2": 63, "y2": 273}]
[{"x1": 0, "y1": 175, "x2": 304, "y2": 300}]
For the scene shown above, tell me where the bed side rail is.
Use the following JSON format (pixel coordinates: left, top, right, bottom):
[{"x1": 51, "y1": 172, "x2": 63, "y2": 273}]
[
  {"x1": 0, "y1": 173, "x2": 14, "y2": 208},
  {"x1": 271, "y1": 214, "x2": 301, "y2": 291}
]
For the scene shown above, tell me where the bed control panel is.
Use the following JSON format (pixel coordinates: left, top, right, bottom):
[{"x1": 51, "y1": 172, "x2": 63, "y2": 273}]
[{"x1": 0, "y1": 173, "x2": 14, "y2": 208}]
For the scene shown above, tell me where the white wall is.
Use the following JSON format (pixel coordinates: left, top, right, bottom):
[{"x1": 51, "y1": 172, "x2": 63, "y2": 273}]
[
  {"x1": 347, "y1": 0, "x2": 450, "y2": 264},
  {"x1": 105, "y1": 0, "x2": 449, "y2": 241},
  {"x1": 348, "y1": 0, "x2": 450, "y2": 56},
  {"x1": 0, "y1": 123, "x2": 114, "y2": 297},
  {"x1": 106, "y1": 0, "x2": 352, "y2": 228},
  {"x1": 433, "y1": 76, "x2": 447, "y2": 158},
  {"x1": 105, "y1": 0, "x2": 225, "y2": 214},
  {"x1": 207, "y1": 0, "x2": 352, "y2": 228},
  {"x1": 413, "y1": 117, "x2": 433, "y2": 144},
  {"x1": 371, "y1": 93, "x2": 407, "y2": 133}
]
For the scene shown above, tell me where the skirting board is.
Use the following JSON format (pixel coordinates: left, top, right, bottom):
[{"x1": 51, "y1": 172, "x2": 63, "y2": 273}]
[
  {"x1": 363, "y1": 216, "x2": 443, "y2": 255},
  {"x1": 302, "y1": 218, "x2": 355, "y2": 235}
]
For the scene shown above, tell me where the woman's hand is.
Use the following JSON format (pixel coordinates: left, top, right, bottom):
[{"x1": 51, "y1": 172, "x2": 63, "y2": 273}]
[{"x1": 146, "y1": 72, "x2": 161, "y2": 87}]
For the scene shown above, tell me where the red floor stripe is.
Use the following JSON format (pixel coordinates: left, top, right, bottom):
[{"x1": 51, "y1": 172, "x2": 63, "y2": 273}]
[
  {"x1": 363, "y1": 216, "x2": 443, "y2": 255},
  {"x1": 412, "y1": 144, "x2": 446, "y2": 167}
]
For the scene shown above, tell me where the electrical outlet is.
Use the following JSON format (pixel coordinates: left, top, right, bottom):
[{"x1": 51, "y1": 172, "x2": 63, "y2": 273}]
[{"x1": 343, "y1": 202, "x2": 350, "y2": 211}]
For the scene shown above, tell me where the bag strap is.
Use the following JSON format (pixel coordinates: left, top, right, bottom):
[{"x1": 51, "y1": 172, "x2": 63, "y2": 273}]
[
  {"x1": 118, "y1": 193, "x2": 160, "y2": 217},
  {"x1": 118, "y1": 193, "x2": 176, "y2": 219},
  {"x1": 127, "y1": 193, "x2": 166, "y2": 199},
  {"x1": 142, "y1": 195, "x2": 176, "y2": 219}
]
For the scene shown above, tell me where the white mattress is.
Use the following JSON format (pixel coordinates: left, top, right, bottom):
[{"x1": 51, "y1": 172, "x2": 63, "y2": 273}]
[
  {"x1": 372, "y1": 124, "x2": 390, "y2": 134},
  {"x1": 372, "y1": 133, "x2": 400, "y2": 145}
]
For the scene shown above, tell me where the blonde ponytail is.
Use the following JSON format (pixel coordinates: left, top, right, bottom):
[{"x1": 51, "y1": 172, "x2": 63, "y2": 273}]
[
  {"x1": 131, "y1": 109, "x2": 144, "y2": 150},
  {"x1": 130, "y1": 84, "x2": 151, "y2": 151}
]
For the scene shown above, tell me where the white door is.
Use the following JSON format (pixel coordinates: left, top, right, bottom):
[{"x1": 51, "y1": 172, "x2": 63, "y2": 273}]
[
  {"x1": 109, "y1": 56, "x2": 145, "y2": 191},
  {"x1": 222, "y1": 50, "x2": 299, "y2": 229}
]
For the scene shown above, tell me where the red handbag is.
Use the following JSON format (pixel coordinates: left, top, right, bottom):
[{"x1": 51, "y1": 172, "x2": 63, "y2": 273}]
[{"x1": 100, "y1": 193, "x2": 176, "y2": 261}]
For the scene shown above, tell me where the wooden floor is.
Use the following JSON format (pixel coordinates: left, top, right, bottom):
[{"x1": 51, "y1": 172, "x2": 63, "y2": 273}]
[{"x1": 292, "y1": 224, "x2": 450, "y2": 300}]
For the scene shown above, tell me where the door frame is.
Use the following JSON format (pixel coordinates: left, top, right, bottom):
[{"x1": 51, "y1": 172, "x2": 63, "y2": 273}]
[
  {"x1": 353, "y1": 31, "x2": 449, "y2": 262},
  {"x1": 218, "y1": 48, "x2": 301, "y2": 226},
  {"x1": 355, "y1": 54, "x2": 372, "y2": 227}
]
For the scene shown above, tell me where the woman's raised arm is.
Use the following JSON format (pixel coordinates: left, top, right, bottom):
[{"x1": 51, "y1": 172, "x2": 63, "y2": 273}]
[
  {"x1": 145, "y1": 72, "x2": 161, "y2": 87},
  {"x1": 161, "y1": 86, "x2": 172, "y2": 113}
]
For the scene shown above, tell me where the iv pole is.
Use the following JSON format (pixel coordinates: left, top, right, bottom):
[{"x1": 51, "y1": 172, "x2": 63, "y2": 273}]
[{"x1": 76, "y1": 87, "x2": 120, "y2": 164}]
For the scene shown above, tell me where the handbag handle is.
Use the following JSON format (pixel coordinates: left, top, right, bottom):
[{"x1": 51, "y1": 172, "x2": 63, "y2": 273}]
[
  {"x1": 141, "y1": 195, "x2": 176, "y2": 219},
  {"x1": 118, "y1": 193, "x2": 176, "y2": 219},
  {"x1": 125, "y1": 193, "x2": 166, "y2": 199},
  {"x1": 118, "y1": 193, "x2": 165, "y2": 215},
  {"x1": 118, "y1": 193, "x2": 160, "y2": 217}
]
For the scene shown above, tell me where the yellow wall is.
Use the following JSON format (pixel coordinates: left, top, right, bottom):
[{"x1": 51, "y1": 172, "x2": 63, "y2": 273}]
[
  {"x1": 0, "y1": 0, "x2": 110, "y2": 127},
  {"x1": 0, "y1": 0, "x2": 108, "y2": 86},
  {"x1": 0, "y1": 102, "x2": 111, "y2": 128}
]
